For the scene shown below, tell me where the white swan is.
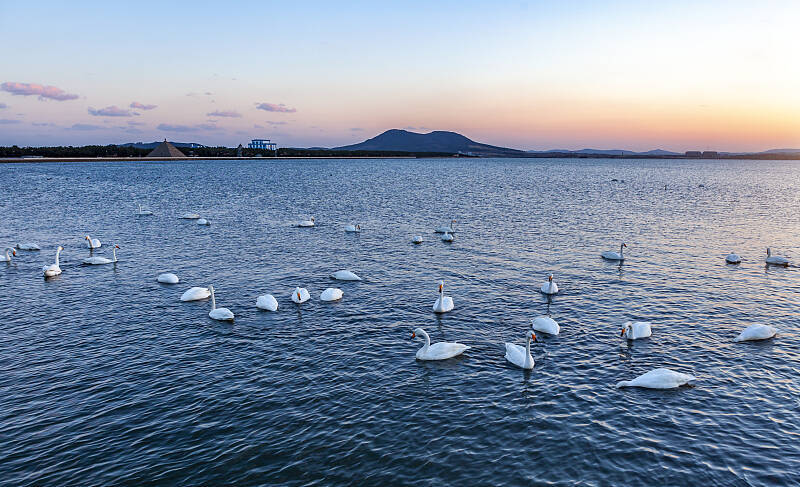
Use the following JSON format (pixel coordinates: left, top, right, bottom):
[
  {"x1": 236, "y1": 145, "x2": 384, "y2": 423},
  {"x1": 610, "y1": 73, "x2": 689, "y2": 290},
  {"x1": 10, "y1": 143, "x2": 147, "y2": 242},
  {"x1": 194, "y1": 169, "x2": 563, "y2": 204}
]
[
  {"x1": 616, "y1": 368, "x2": 695, "y2": 389},
  {"x1": 136, "y1": 204, "x2": 153, "y2": 216},
  {"x1": 602, "y1": 242, "x2": 627, "y2": 261},
  {"x1": 345, "y1": 224, "x2": 361, "y2": 233},
  {"x1": 320, "y1": 288, "x2": 343, "y2": 301},
  {"x1": 532, "y1": 316, "x2": 559, "y2": 335},
  {"x1": 292, "y1": 287, "x2": 310, "y2": 304},
  {"x1": 734, "y1": 323, "x2": 778, "y2": 342},
  {"x1": 16, "y1": 243, "x2": 40, "y2": 251},
  {"x1": 412, "y1": 328, "x2": 469, "y2": 360},
  {"x1": 765, "y1": 248, "x2": 789, "y2": 266},
  {"x1": 208, "y1": 285, "x2": 234, "y2": 321},
  {"x1": 1, "y1": 247, "x2": 16, "y2": 262},
  {"x1": 179, "y1": 213, "x2": 200, "y2": 219},
  {"x1": 505, "y1": 331, "x2": 537, "y2": 369},
  {"x1": 331, "y1": 270, "x2": 362, "y2": 281},
  {"x1": 433, "y1": 280, "x2": 454, "y2": 313},
  {"x1": 441, "y1": 232, "x2": 454, "y2": 242},
  {"x1": 297, "y1": 217, "x2": 315, "y2": 227},
  {"x1": 540, "y1": 274, "x2": 558, "y2": 295},
  {"x1": 412, "y1": 236, "x2": 423, "y2": 244},
  {"x1": 83, "y1": 245, "x2": 119, "y2": 265},
  {"x1": 256, "y1": 294, "x2": 278, "y2": 311},
  {"x1": 85, "y1": 235, "x2": 101, "y2": 249},
  {"x1": 435, "y1": 219, "x2": 456, "y2": 233},
  {"x1": 197, "y1": 218, "x2": 210, "y2": 226},
  {"x1": 621, "y1": 321, "x2": 652, "y2": 340},
  {"x1": 157, "y1": 273, "x2": 180, "y2": 284},
  {"x1": 42, "y1": 246, "x2": 63, "y2": 277},
  {"x1": 725, "y1": 253, "x2": 741, "y2": 264},
  {"x1": 181, "y1": 287, "x2": 210, "y2": 301}
]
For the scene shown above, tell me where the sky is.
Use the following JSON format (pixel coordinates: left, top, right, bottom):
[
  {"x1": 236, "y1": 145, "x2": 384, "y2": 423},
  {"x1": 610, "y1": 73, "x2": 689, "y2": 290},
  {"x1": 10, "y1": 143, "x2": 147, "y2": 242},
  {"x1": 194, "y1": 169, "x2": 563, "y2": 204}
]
[{"x1": 1, "y1": 0, "x2": 799, "y2": 152}]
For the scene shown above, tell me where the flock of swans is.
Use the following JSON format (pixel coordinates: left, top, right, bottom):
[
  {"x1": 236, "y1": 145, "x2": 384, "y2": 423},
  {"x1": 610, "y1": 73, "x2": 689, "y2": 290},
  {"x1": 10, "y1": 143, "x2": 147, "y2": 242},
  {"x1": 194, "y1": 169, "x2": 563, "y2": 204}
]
[{"x1": 3, "y1": 208, "x2": 788, "y2": 391}]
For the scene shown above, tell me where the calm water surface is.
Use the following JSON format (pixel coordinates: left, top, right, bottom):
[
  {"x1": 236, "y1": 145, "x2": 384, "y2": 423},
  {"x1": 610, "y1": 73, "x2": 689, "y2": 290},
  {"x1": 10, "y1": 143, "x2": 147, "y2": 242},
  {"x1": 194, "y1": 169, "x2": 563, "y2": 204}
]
[{"x1": 1, "y1": 158, "x2": 799, "y2": 486}]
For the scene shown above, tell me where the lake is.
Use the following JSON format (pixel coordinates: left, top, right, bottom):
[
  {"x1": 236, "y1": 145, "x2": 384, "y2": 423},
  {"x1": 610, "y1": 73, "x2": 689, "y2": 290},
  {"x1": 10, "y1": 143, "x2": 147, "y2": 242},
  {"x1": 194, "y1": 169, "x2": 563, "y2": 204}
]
[{"x1": 1, "y1": 158, "x2": 798, "y2": 486}]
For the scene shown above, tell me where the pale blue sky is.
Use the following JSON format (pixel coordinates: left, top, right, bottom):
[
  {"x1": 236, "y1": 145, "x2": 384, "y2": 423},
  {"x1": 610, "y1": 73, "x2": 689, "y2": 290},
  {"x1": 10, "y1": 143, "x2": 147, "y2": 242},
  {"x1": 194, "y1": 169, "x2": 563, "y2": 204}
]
[{"x1": 1, "y1": 1, "x2": 798, "y2": 150}]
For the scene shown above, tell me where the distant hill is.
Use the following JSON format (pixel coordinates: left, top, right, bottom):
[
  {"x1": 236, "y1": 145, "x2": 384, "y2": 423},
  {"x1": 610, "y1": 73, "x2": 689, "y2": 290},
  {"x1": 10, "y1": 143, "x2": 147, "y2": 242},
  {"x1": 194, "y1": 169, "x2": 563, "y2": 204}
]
[
  {"x1": 118, "y1": 141, "x2": 206, "y2": 150},
  {"x1": 757, "y1": 148, "x2": 800, "y2": 154},
  {"x1": 334, "y1": 129, "x2": 525, "y2": 157}
]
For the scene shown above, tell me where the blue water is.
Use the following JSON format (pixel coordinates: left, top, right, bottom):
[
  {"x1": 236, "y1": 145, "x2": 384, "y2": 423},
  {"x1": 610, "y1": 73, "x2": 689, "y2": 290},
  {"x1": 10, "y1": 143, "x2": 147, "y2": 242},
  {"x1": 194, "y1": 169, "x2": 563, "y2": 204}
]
[{"x1": 1, "y1": 158, "x2": 799, "y2": 486}]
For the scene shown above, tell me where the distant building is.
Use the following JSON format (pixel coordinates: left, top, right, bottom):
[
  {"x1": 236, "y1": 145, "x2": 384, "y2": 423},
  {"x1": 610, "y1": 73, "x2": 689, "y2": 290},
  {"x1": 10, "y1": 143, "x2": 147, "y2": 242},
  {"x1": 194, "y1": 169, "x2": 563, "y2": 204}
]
[
  {"x1": 147, "y1": 139, "x2": 186, "y2": 157},
  {"x1": 248, "y1": 139, "x2": 277, "y2": 151},
  {"x1": 685, "y1": 151, "x2": 702, "y2": 158},
  {"x1": 702, "y1": 151, "x2": 718, "y2": 158}
]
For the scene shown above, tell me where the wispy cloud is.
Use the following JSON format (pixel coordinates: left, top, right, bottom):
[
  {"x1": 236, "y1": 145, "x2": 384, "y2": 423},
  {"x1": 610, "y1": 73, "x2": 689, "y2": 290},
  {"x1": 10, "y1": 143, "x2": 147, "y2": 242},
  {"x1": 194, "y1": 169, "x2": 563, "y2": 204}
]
[
  {"x1": 207, "y1": 110, "x2": 242, "y2": 118},
  {"x1": 350, "y1": 127, "x2": 364, "y2": 132},
  {"x1": 255, "y1": 102, "x2": 296, "y2": 113},
  {"x1": 157, "y1": 122, "x2": 222, "y2": 132},
  {"x1": 32, "y1": 122, "x2": 56, "y2": 127},
  {"x1": 130, "y1": 101, "x2": 157, "y2": 110},
  {"x1": 0, "y1": 118, "x2": 21, "y2": 124},
  {"x1": 88, "y1": 105, "x2": 132, "y2": 117},
  {"x1": 253, "y1": 124, "x2": 264, "y2": 129},
  {"x1": 70, "y1": 123, "x2": 103, "y2": 130},
  {"x1": 267, "y1": 121, "x2": 287, "y2": 126},
  {"x1": 186, "y1": 91, "x2": 214, "y2": 97},
  {"x1": 127, "y1": 120, "x2": 145, "y2": 126},
  {"x1": 0, "y1": 103, "x2": 7, "y2": 109},
  {"x1": 1, "y1": 81, "x2": 79, "y2": 101}
]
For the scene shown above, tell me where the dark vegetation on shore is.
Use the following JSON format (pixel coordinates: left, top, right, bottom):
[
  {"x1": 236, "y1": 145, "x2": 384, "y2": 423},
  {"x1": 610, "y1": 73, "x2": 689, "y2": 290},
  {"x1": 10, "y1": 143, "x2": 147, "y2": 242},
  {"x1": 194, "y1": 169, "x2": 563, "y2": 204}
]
[{"x1": 2, "y1": 144, "x2": 799, "y2": 160}]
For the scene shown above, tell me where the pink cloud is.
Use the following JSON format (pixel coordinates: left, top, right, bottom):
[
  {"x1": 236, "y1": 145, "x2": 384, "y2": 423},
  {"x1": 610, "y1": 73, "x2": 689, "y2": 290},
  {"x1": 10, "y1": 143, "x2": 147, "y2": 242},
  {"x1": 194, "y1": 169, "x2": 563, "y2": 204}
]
[
  {"x1": 130, "y1": 101, "x2": 157, "y2": 110},
  {"x1": 70, "y1": 123, "x2": 103, "y2": 130},
  {"x1": 255, "y1": 102, "x2": 296, "y2": 113},
  {"x1": 1, "y1": 81, "x2": 79, "y2": 101},
  {"x1": 207, "y1": 110, "x2": 242, "y2": 118},
  {"x1": 88, "y1": 105, "x2": 132, "y2": 117},
  {"x1": 157, "y1": 123, "x2": 222, "y2": 132}
]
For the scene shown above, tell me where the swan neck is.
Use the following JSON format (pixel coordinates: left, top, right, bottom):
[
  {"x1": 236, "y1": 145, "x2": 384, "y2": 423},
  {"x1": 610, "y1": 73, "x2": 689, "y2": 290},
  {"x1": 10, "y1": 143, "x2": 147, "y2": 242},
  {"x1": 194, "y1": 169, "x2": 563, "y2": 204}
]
[
  {"x1": 421, "y1": 330, "x2": 430, "y2": 348},
  {"x1": 525, "y1": 335, "x2": 533, "y2": 367},
  {"x1": 210, "y1": 288, "x2": 216, "y2": 309},
  {"x1": 55, "y1": 248, "x2": 61, "y2": 266},
  {"x1": 112, "y1": 247, "x2": 117, "y2": 262},
  {"x1": 619, "y1": 243, "x2": 624, "y2": 257}
]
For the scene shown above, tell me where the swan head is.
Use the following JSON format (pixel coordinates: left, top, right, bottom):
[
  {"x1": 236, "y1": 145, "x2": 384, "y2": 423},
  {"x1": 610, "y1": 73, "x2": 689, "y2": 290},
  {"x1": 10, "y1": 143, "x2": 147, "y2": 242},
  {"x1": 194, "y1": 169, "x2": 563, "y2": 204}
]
[
  {"x1": 622, "y1": 243, "x2": 627, "y2": 248},
  {"x1": 620, "y1": 322, "x2": 632, "y2": 337},
  {"x1": 57, "y1": 246, "x2": 64, "y2": 251},
  {"x1": 356, "y1": 224, "x2": 361, "y2": 230},
  {"x1": 296, "y1": 290, "x2": 302, "y2": 300},
  {"x1": 84, "y1": 235, "x2": 90, "y2": 240},
  {"x1": 767, "y1": 248, "x2": 771, "y2": 256},
  {"x1": 531, "y1": 331, "x2": 537, "y2": 342},
  {"x1": 411, "y1": 327, "x2": 425, "y2": 339},
  {"x1": 438, "y1": 281, "x2": 444, "y2": 293},
  {"x1": 548, "y1": 274, "x2": 553, "y2": 282},
  {"x1": 114, "y1": 245, "x2": 120, "y2": 249},
  {"x1": 208, "y1": 284, "x2": 215, "y2": 293},
  {"x1": 311, "y1": 217, "x2": 315, "y2": 222}
]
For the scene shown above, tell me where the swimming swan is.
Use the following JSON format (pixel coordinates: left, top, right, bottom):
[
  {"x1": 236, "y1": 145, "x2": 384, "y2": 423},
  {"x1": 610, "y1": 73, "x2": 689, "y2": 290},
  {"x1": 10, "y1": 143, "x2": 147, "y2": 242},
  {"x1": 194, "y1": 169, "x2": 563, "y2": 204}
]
[
  {"x1": 433, "y1": 280, "x2": 454, "y2": 313},
  {"x1": 83, "y1": 245, "x2": 119, "y2": 265},
  {"x1": 43, "y1": 246, "x2": 63, "y2": 277},
  {"x1": 16, "y1": 243, "x2": 40, "y2": 251},
  {"x1": 616, "y1": 368, "x2": 695, "y2": 389},
  {"x1": 292, "y1": 287, "x2": 310, "y2": 304},
  {"x1": 725, "y1": 253, "x2": 742, "y2": 264},
  {"x1": 85, "y1": 235, "x2": 101, "y2": 249},
  {"x1": 505, "y1": 331, "x2": 537, "y2": 369},
  {"x1": 181, "y1": 287, "x2": 211, "y2": 301},
  {"x1": 320, "y1": 288, "x2": 343, "y2": 301},
  {"x1": 532, "y1": 316, "x2": 559, "y2": 335},
  {"x1": 207, "y1": 285, "x2": 234, "y2": 321},
  {"x1": 331, "y1": 270, "x2": 362, "y2": 281},
  {"x1": 765, "y1": 248, "x2": 789, "y2": 266},
  {"x1": 412, "y1": 236, "x2": 423, "y2": 244},
  {"x1": 621, "y1": 321, "x2": 652, "y2": 340},
  {"x1": 197, "y1": 218, "x2": 210, "y2": 226},
  {"x1": 734, "y1": 323, "x2": 777, "y2": 342},
  {"x1": 179, "y1": 213, "x2": 200, "y2": 219},
  {"x1": 540, "y1": 274, "x2": 558, "y2": 295},
  {"x1": 602, "y1": 243, "x2": 627, "y2": 261},
  {"x1": 136, "y1": 204, "x2": 153, "y2": 216},
  {"x1": 435, "y1": 219, "x2": 456, "y2": 234},
  {"x1": 441, "y1": 232, "x2": 454, "y2": 242},
  {"x1": 297, "y1": 217, "x2": 315, "y2": 227},
  {"x1": 256, "y1": 294, "x2": 278, "y2": 311},
  {"x1": 157, "y1": 273, "x2": 180, "y2": 284},
  {"x1": 1, "y1": 247, "x2": 16, "y2": 262},
  {"x1": 412, "y1": 328, "x2": 469, "y2": 360},
  {"x1": 345, "y1": 224, "x2": 361, "y2": 232}
]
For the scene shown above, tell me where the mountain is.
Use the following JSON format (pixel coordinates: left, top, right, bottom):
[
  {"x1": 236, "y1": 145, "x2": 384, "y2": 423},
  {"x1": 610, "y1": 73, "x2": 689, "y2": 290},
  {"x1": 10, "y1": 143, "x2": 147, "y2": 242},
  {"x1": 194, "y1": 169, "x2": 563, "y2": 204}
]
[
  {"x1": 333, "y1": 129, "x2": 525, "y2": 156},
  {"x1": 118, "y1": 141, "x2": 206, "y2": 150},
  {"x1": 757, "y1": 148, "x2": 800, "y2": 154}
]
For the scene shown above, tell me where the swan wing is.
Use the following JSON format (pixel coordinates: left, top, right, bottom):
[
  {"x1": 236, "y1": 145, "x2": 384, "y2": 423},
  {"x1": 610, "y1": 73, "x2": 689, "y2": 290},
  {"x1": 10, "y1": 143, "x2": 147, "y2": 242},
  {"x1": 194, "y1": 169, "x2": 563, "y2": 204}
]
[
  {"x1": 424, "y1": 342, "x2": 469, "y2": 360},
  {"x1": 504, "y1": 343, "x2": 526, "y2": 368}
]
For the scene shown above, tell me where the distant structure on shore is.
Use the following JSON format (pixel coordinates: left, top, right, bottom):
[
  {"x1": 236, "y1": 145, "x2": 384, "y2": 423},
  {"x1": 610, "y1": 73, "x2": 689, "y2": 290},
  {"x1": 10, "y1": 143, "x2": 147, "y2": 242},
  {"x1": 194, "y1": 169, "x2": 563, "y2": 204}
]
[
  {"x1": 147, "y1": 140, "x2": 186, "y2": 157},
  {"x1": 248, "y1": 139, "x2": 277, "y2": 151}
]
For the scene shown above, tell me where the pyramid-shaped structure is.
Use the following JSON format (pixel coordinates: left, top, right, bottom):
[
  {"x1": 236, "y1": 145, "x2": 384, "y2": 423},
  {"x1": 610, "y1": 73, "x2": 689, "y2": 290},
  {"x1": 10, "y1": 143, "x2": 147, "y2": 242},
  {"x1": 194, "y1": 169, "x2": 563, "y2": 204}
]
[{"x1": 147, "y1": 139, "x2": 186, "y2": 157}]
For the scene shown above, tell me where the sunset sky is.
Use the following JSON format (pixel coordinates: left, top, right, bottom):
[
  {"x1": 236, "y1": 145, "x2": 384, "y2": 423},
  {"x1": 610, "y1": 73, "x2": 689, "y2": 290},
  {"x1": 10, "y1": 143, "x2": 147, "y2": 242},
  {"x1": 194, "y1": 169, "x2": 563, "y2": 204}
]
[{"x1": 1, "y1": 0, "x2": 799, "y2": 151}]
